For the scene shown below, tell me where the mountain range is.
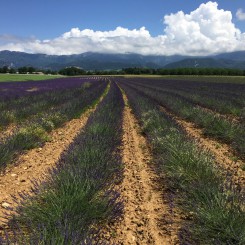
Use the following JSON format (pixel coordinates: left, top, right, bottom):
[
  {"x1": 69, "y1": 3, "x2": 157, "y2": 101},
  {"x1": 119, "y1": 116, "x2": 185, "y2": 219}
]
[{"x1": 0, "y1": 50, "x2": 245, "y2": 70}]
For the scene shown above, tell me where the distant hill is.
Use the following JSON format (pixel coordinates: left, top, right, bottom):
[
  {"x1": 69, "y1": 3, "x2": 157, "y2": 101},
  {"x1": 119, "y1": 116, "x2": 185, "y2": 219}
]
[
  {"x1": 163, "y1": 57, "x2": 245, "y2": 69},
  {"x1": 214, "y1": 51, "x2": 245, "y2": 61},
  {"x1": 0, "y1": 51, "x2": 186, "y2": 70},
  {"x1": 0, "y1": 50, "x2": 245, "y2": 70}
]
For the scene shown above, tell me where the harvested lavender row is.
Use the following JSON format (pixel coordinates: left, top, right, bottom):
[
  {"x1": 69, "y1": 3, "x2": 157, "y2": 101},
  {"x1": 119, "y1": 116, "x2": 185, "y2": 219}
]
[
  {"x1": 0, "y1": 81, "x2": 108, "y2": 169},
  {"x1": 120, "y1": 81, "x2": 245, "y2": 245},
  {"x1": 3, "y1": 81, "x2": 124, "y2": 244}
]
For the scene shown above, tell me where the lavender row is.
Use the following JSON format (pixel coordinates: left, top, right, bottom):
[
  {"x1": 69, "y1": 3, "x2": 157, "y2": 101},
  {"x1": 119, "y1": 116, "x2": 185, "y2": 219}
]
[
  {"x1": 0, "y1": 76, "x2": 101, "y2": 101},
  {"x1": 0, "y1": 81, "x2": 108, "y2": 169},
  {"x1": 0, "y1": 81, "x2": 103, "y2": 129},
  {"x1": 128, "y1": 79, "x2": 244, "y2": 118},
  {"x1": 2, "y1": 81, "x2": 124, "y2": 244},
  {"x1": 126, "y1": 77, "x2": 245, "y2": 98},
  {"x1": 120, "y1": 81, "x2": 245, "y2": 244},
  {"x1": 120, "y1": 79, "x2": 245, "y2": 159},
  {"x1": 119, "y1": 77, "x2": 245, "y2": 117}
]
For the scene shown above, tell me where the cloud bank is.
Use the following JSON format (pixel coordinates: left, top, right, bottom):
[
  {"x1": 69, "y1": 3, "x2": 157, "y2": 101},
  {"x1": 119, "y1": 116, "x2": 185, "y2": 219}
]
[
  {"x1": 236, "y1": 8, "x2": 245, "y2": 21},
  {"x1": 0, "y1": 1, "x2": 245, "y2": 56}
]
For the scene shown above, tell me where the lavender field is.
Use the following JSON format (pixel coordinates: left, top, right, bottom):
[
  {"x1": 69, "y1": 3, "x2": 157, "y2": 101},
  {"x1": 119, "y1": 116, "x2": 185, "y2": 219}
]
[
  {"x1": 0, "y1": 77, "x2": 98, "y2": 100},
  {"x1": 0, "y1": 76, "x2": 244, "y2": 244}
]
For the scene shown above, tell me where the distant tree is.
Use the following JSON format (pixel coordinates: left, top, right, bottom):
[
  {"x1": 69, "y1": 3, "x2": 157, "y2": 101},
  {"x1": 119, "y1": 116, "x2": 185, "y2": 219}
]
[
  {"x1": 9, "y1": 68, "x2": 16, "y2": 74},
  {"x1": 59, "y1": 67, "x2": 86, "y2": 76},
  {"x1": 27, "y1": 66, "x2": 36, "y2": 74},
  {"x1": 86, "y1": 71, "x2": 93, "y2": 75},
  {"x1": 2, "y1": 66, "x2": 9, "y2": 73},
  {"x1": 43, "y1": 69, "x2": 52, "y2": 75},
  {"x1": 18, "y1": 66, "x2": 28, "y2": 74}
]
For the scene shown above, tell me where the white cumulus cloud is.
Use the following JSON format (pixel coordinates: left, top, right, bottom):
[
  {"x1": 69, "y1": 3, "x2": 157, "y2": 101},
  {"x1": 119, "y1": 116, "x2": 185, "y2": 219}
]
[
  {"x1": 236, "y1": 8, "x2": 245, "y2": 20},
  {"x1": 0, "y1": 1, "x2": 245, "y2": 56},
  {"x1": 163, "y1": 1, "x2": 245, "y2": 55}
]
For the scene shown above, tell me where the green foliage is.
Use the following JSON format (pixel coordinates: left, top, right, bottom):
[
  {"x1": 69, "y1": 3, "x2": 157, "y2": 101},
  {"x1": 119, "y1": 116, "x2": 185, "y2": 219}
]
[
  {"x1": 0, "y1": 125, "x2": 49, "y2": 165},
  {"x1": 122, "y1": 67, "x2": 245, "y2": 76},
  {"x1": 156, "y1": 75, "x2": 245, "y2": 84},
  {"x1": 59, "y1": 67, "x2": 86, "y2": 76},
  {"x1": 18, "y1": 66, "x2": 36, "y2": 74}
]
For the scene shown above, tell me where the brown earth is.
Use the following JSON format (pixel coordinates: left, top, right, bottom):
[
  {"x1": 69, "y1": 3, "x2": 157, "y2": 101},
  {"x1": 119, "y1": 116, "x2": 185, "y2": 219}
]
[
  {"x1": 0, "y1": 124, "x2": 17, "y2": 142},
  {"x1": 111, "y1": 91, "x2": 181, "y2": 245},
  {"x1": 160, "y1": 106, "x2": 245, "y2": 190},
  {"x1": 0, "y1": 89, "x2": 107, "y2": 229}
]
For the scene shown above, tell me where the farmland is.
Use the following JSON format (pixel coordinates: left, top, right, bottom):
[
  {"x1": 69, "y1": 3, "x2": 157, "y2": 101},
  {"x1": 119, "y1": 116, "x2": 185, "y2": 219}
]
[
  {"x1": 0, "y1": 76, "x2": 245, "y2": 244},
  {"x1": 0, "y1": 74, "x2": 62, "y2": 83}
]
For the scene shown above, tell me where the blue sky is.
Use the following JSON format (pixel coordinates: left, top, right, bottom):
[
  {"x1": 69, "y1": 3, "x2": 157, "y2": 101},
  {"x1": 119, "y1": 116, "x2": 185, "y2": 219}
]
[{"x1": 0, "y1": 1, "x2": 245, "y2": 55}]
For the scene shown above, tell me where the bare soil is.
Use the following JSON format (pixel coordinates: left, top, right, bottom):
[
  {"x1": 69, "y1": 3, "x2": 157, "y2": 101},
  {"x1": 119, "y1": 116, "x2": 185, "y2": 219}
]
[
  {"x1": 111, "y1": 92, "x2": 181, "y2": 245},
  {"x1": 160, "y1": 106, "x2": 245, "y2": 190},
  {"x1": 0, "y1": 93, "x2": 106, "y2": 228},
  {"x1": 0, "y1": 124, "x2": 17, "y2": 142}
]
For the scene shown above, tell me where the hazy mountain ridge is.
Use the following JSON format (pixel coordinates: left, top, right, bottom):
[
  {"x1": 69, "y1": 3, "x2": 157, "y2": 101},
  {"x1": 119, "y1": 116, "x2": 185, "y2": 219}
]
[
  {"x1": 0, "y1": 50, "x2": 245, "y2": 70},
  {"x1": 164, "y1": 57, "x2": 245, "y2": 69}
]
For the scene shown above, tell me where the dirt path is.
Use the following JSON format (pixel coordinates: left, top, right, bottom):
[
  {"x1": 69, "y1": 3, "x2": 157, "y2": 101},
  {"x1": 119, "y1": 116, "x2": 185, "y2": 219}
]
[
  {"x1": 0, "y1": 88, "x2": 108, "y2": 228},
  {"x1": 112, "y1": 91, "x2": 180, "y2": 245},
  {"x1": 160, "y1": 106, "x2": 245, "y2": 190}
]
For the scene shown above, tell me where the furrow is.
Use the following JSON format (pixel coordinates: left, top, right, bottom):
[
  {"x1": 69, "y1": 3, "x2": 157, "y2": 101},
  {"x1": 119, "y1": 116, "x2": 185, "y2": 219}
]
[{"x1": 113, "y1": 90, "x2": 180, "y2": 245}]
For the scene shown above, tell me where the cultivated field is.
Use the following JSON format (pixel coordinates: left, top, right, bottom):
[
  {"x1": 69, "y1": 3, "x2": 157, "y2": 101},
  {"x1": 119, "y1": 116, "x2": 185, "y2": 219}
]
[
  {"x1": 0, "y1": 74, "x2": 62, "y2": 83},
  {"x1": 0, "y1": 76, "x2": 244, "y2": 244}
]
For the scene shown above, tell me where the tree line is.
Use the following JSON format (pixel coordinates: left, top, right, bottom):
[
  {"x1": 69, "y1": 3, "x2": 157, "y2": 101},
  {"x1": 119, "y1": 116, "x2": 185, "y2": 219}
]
[
  {"x1": 121, "y1": 67, "x2": 245, "y2": 76},
  {"x1": 0, "y1": 66, "x2": 58, "y2": 75},
  {"x1": 1, "y1": 65, "x2": 245, "y2": 76}
]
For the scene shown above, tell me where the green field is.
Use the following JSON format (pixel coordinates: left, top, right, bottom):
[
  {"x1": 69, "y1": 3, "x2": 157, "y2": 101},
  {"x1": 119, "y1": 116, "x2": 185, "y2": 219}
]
[{"x1": 0, "y1": 74, "x2": 63, "y2": 82}]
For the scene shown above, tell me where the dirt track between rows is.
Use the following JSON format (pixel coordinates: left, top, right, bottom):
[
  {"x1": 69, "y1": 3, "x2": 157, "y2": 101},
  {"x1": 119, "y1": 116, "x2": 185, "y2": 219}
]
[
  {"x1": 0, "y1": 89, "x2": 107, "y2": 229},
  {"x1": 113, "y1": 91, "x2": 180, "y2": 245}
]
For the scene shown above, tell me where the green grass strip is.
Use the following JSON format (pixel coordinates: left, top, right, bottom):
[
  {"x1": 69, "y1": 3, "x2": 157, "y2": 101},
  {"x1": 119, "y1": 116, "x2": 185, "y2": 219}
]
[{"x1": 0, "y1": 74, "x2": 62, "y2": 82}]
